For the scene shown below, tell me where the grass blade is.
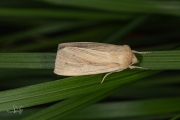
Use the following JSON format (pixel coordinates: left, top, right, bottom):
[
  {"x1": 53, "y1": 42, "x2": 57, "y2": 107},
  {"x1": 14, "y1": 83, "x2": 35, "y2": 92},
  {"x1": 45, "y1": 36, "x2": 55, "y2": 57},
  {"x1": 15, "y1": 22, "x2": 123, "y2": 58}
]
[
  {"x1": 0, "y1": 51, "x2": 180, "y2": 69},
  {"x1": 42, "y1": 0, "x2": 180, "y2": 16}
]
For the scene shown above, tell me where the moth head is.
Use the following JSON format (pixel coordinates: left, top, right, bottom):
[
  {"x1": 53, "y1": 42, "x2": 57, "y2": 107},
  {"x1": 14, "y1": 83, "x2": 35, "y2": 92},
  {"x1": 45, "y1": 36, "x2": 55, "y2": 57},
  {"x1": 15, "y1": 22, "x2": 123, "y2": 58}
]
[{"x1": 131, "y1": 54, "x2": 139, "y2": 65}]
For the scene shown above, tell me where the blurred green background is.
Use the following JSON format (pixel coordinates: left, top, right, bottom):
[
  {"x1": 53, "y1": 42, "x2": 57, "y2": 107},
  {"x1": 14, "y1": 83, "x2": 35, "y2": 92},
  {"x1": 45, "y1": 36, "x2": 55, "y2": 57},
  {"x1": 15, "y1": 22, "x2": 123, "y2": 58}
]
[{"x1": 0, "y1": 0, "x2": 180, "y2": 120}]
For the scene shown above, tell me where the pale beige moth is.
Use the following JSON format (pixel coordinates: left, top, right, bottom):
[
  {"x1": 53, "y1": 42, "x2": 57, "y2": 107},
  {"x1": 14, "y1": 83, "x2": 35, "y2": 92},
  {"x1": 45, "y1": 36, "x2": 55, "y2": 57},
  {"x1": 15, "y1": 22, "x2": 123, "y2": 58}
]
[{"x1": 54, "y1": 42, "x2": 149, "y2": 83}]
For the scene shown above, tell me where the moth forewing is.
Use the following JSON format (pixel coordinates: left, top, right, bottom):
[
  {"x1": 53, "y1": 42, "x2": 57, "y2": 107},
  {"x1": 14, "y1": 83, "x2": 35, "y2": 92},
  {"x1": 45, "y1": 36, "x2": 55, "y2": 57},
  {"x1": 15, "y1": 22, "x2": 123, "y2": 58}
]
[
  {"x1": 54, "y1": 46, "x2": 121, "y2": 76},
  {"x1": 54, "y1": 42, "x2": 150, "y2": 83}
]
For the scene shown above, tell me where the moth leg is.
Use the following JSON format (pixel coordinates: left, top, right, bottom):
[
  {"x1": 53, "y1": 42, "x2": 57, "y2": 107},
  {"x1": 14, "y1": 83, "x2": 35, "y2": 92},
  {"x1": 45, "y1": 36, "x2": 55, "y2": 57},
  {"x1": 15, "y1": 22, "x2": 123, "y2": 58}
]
[
  {"x1": 129, "y1": 65, "x2": 147, "y2": 70},
  {"x1": 132, "y1": 50, "x2": 151, "y2": 54},
  {"x1": 101, "y1": 69, "x2": 123, "y2": 84},
  {"x1": 101, "y1": 72, "x2": 114, "y2": 84}
]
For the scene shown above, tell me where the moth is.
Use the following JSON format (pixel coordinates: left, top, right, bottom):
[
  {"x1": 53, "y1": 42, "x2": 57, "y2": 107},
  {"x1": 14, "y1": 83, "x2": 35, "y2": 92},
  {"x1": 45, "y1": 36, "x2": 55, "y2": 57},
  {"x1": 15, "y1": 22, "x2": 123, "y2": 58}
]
[{"x1": 54, "y1": 42, "x2": 150, "y2": 83}]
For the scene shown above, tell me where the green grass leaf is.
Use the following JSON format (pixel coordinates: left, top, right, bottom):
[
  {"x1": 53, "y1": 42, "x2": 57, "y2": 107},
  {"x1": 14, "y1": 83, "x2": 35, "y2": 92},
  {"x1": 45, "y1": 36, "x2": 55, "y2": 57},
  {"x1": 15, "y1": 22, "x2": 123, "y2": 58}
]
[
  {"x1": 0, "y1": 8, "x2": 132, "y2": 20},
  {"x1": 65, "y1": 97, "x2": 180, "y2": 119},
  {"x1": 0, "y1": 70, "x2": 158, "y2": 113},
  {"x1": 104, "y1": 15, "x2": 150, "y2": 43},
  {"x1": 0, "y1": 22, "x2": 96, "y2": 44},
  {"x1": 42, "y1": 0, "x2": 180, "y2": 16},
  {"x1": 0, "y1": 51, "x2": 180, "y2": 69},
  {"x1": 0, "y1": 53, "x2": 55, "y2": 69}
]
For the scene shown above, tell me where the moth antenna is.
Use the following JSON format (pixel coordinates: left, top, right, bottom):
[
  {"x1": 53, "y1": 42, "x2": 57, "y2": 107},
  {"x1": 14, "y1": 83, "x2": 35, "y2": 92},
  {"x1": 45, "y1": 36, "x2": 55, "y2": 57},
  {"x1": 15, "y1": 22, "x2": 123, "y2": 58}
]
[{"x1": 101, "y1": 72, "x2": 113, "y2": 84}]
